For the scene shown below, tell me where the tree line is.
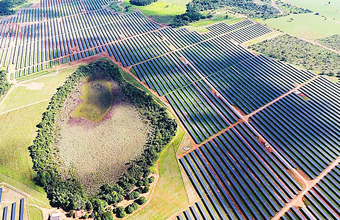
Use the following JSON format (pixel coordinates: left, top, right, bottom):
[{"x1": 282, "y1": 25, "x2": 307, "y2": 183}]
[
  {"x1": 170, "y1": 0, "x2": 311, "y2": 28},
  {"x1": 0, "y1": 70, "x2": 11, "y2": 99},
  {"x1": 29, "y1": 58, "x2": 177, "y2": 219}
]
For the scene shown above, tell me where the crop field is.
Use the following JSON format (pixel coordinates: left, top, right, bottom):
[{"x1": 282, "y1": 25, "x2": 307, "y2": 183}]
[
  {"x1": 259, "y1": 13, "x2": 340, "y2": 40},
  {"x1": 55, "y1": 79, "x2": 150, "y2": 194}
]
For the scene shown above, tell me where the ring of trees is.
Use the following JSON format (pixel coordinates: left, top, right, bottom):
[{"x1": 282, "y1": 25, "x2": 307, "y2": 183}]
[{"x1": 29, "y1": 58, "x2": 177, "y2": 218}]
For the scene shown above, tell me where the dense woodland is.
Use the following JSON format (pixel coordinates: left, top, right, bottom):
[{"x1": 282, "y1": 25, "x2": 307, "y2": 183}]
[
  {"x1": 130, "y1": 0, "x2": 157, "y2": 6},
  {"x1": 170, "y1": 0, "x2": 310, "y2": 27},
  {"x1": 29, "y1": 59, "x2": 177, "y2": 219},
  {"x1": 0, "y1": 0, "x2": 27, "y2": 15},
  {"x1": 249, "y1": 34, "x2": 340, "y2": 77},
  {"x1": 318, "y1": 35, "x2": 340, "y2": 52},
  {"x1": 0, "y1": 70, "x2": 11, "y2": 99}
]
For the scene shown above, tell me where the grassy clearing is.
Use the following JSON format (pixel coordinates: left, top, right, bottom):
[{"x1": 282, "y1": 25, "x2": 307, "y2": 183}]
[
  {"x1": 28, "y1": 206, "x2": 43, "y2": 220},
  {"x1": 0, "y1": 67, "x2": 76, "y2": 113},
  {"x1": 283, "y1": 0, "x2": 340, "y2": 21},
  {"x1": 71, "y1": 77, "x2": 114, "y2": 122},
  {"x1": 183, "y1": 12, "x2": 243, "y2": 33},
  {"x1": 126, "y1": 127, "x2": 189, "y2": 220},
  {"x1": 258, "y1": 13, "x2": 340, "y2": 40},
  {"x1": 56, "y1": 79, "x2": 150, "y2": 194},
  {"x1": 0, "y1": 67, "x2": 77, "y2": 208},
  {"x1": 122, "y1": 0, "x2": 190, "y2": 24},
  {"x1": 0, "y1": 102, "x2": 49, "y2": 180}
]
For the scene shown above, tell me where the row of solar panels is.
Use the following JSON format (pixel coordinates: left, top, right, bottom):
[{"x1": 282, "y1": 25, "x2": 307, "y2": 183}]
[{"x1": 0, "y1": 188, "x2": 25, "y2": 220}]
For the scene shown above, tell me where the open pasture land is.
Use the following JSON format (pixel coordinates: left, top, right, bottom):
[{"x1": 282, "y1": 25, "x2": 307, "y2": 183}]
[
  {"x1": 55, "y1": 79, "x2": 150, "y2": 194},
  {"x1": 283, "y1": 0, "x2": 340, "y2": 21},
  {"x1": 259, "y1": 13, "x2": 340, "y2": 40},
  {"x1": 122, "y1": 0, "x2": 190, "y2": 25}
]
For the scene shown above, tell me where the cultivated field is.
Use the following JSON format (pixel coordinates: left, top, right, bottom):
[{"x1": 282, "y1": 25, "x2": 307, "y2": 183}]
[{"x1": 55, "y1": 78, "x2": 150, "y2": 194}]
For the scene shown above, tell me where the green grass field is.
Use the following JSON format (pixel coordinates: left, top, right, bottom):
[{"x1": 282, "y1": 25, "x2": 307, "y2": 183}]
[
  {"x1": 126, "y1": 127, "x2": 189, "y2": 220},
  {"x1": 183, "y1": 12, "x2": 243, "y2": 33},
  {"x1": 71, "y1": 77, "x2": 114, "y2": 122},
  {"x1": 28, "y1": 206, "x2": 43, "y2": 220},
  {"x1": 259, "y1": 13, "x2": 340, "y2": 40},
  {"x1": 0, "y1": 68, "x2": 76, "y2": 208},
  {"x1": 283, "y1": 0, "x2": 340, "y2": 21},
  {"x1": 0, "y1": 67, "x2": 77, "y2": 113},
  {"x1": 122, "y1": 0, "x2": 190, "y2": 24}
]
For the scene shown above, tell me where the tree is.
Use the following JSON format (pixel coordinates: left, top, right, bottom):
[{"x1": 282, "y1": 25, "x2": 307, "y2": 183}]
[
  {"x1": 137, "y1": 196, "x2": 146, "y2": 205},
  {"x1": 148, "y1": 176, "x2": 155, "y2": 183},
  {"x1": 115, "y1": 207, "x2": 126, "y2": 218},
  {"x1": 128, "y1": 191, "x2": 140, "y2": 200},
  {"x1": 102, "y1": 211, "x2": 114, "y2": 220}
]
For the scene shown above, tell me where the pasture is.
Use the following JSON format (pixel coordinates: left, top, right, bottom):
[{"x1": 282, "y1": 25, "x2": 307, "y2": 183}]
[
  {"x1": 283, "y1": 0, "x2": 340, "y2": 21},
  {"x1": 122, "y1": 0, "x2": 189, "y2": 24},
  {"x1": 0, "y1": 67, "x2": 76, "y2": 208},
  {"x1": 55, "y1": 80, "x2": 150, "y2": 194},
  {"x1": 259, "y1": 13, "x2": 340, "y2": 39}
]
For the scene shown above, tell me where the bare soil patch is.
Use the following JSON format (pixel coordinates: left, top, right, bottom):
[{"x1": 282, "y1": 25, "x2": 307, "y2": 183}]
[
  {"x1": 21, "y1": 82, "x2": 44, "y2": 90},
  {"x1": 54, "y1": 79, "x2": 151, "y2": 194}
]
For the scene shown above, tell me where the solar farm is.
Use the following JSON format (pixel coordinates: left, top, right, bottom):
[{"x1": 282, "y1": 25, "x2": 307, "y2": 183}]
[
  {"x1": 0, "y1": 188, "x2": 26, "y2": 220},
  {"x1": 0, "y1": 0, "x2": 340, "y2": 219}
]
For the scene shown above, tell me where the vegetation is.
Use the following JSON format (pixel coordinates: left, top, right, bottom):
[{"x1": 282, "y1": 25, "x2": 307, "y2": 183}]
[
  {"x1": 275, "y1": 0, "x2": 312, "y2": 15},
  {"x1": 170, "y1": 0, "x2": 310, "y2": 28},
  {"x1": 29, "y1": 59, "x2": 177, "y2": 217},
  {"x1": 259, "y1": 13, "x2": 340, "y2": 40},
  {"x1": 108, "y1": 1, "x2": 122, "y2": 12},
  {"x1": 130, "y1": 0, "x2": 157, "y2": 6},
  {"x1": 28, "y1": 206, "x2": 43, "y2": 220},
  {"x1": 121, "y1": 0, "x2": 190, "y2": 24},
  {"x1": 318, "y1": 34, "x2": 340, "y2": 51},
  {"x1": 126, "y1": 127, "x2": 189, "y2": 220},
  {"x1": 0, "y1": 70, "x2": 11, "y2": 100},
  {"x1": 0, "y1": 0, "x2": 26, "y2": 15},
  {"x1": 70, "y1": 78, "x2": 114, "y2": 122},
  {"x1": 249, "y1": 34, "x2": 340, "y2": 77},
  {"x1": 283, "y1": 0, "x2": 340, "y2": 21}
]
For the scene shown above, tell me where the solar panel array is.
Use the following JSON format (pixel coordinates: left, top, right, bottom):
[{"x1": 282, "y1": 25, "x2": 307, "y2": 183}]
[{"x1": 0, "y1": 188, "x2": 25, "y2": 220}]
